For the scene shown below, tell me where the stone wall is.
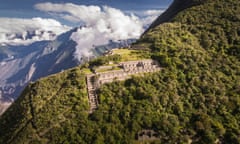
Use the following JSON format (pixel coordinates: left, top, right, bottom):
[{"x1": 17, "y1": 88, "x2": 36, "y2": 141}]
[{"x1": 86, "y1": 59, "x2": 161, "y2": 112}]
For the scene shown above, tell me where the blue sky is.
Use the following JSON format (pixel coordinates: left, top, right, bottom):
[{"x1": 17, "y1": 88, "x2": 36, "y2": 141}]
[
  {"x1": 0, "y1": 0, "x2": 172, "y2": 19},
  {"x1": 0, "y1": 0, "x2": 172, "y2": 9},
  {"x1": 0, "y1": 0, "x2": 173, "y2": 46}
]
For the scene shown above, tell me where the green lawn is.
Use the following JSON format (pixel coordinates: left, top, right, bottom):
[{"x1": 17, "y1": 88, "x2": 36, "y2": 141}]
[
  {"x1": 111, "y1": 48, "x2": 150, "y2": 61},
  {"x1": 95, "y1": 66, "x2": 122, "y2": 73},
  {"x1": 81, "y1": 68, "x2": 92, "y2": 74}
]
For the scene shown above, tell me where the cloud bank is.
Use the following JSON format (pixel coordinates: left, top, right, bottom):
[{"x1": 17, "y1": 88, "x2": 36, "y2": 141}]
[
  {"x1": 128, "y1": 9, "x2": 164, "y2": 27},
  {"x1": 70, "y1": 6, "x2": 143, "y2": 61},
  {"x1": 0, "y1": 17, "x2": 70, "y2": 46},
  {"x1": 141, "y1": 10, "x2": 164, "y2": 26},
  {"x1": 0, "y1": 101, "x2": 12, "y2": 115},
  {"x1": 0, "y1": 2, "x2": 164, "y2": 60},
  {"x1": 35, "y1": 3, "x2": 144, "y2": 61}
]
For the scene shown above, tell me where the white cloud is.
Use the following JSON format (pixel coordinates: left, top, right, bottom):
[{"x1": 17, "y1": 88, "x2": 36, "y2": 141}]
[
  {"x1": 141, "y1": 10, "x2": 164, "y2": 26},
  {"x1": 35, "y1": 2, "x2": 164, "y2": 27},
  {"x1": 34, "y1": 2, "x2": 165, "y2": 61},
  {"x1": 127, "y1": 9, "x2": 164, "y2": 27},
  {"x1": 71, "y1": 6, "x2": 143, "y2": 61},
  {"x1": 143, "y1": 10, "x2": 164, "y2": 16},
  {"x1": 35, "y1": 3, "x2": 102, "y2": 25},
  {"x1": 35, "y1": 3, "x2": 144, "y2": 61},
  {"x1": 0, "y1": 99, "x2": 12, "y2": 115},
  {"x1": 0, "y1": 17, "x2": 71, "y2": 46}
]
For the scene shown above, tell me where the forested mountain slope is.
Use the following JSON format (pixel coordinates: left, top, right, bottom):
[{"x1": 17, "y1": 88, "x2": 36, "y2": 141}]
[
  {"x1": 0, "y1": 0, "x2": 240, "y2": 143},
  {"x1": 146, "y1": 0, "x2": 206, "y2": 32}
]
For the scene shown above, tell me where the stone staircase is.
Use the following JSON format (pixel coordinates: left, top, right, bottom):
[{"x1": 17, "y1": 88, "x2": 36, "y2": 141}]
[
  {"x1": 86, "y1": 75, "x2": 98, "y2": 113},
  {"x1": 86, "y1": 59, "x2": 162, "y2": 113}
]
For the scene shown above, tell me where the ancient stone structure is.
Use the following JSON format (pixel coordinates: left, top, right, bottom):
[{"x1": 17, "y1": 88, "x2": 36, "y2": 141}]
[
  {"x1": 86, "y1": 59, "x2": 161, "y2": 113},
  {"x1": 137, "y1": 130, "x2": 160, "y2": 141},
  {"x1": 86, "y1": 75, "x2": 98, "y2": 113}
]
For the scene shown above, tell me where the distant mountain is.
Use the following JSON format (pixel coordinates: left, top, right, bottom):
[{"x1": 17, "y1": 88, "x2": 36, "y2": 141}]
[
  {"x1": 1, "y1": 0, "x2": 240, "y2": 143},
  {"x1": 0, "y1": 29, "x2": 61, "y2": 46},
  {"x1": 0, "y1": 27, "x2": 135, "y2": 115},
  {"x1": 0, "y1": 28, "x2": 79, "y2": 113}
]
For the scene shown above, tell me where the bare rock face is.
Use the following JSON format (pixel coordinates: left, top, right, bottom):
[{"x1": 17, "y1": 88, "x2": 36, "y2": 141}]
[{"x1": 0, "y1": 29, "x2": 79, "y2": 115}]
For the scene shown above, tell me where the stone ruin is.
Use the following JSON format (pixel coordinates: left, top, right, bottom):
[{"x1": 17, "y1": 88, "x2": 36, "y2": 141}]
[
  {"x1": 137, "y1": 129, "x2": 160, "y2": 141},
  {"x1": 86, "y1": 59, "x2": 161, "y2": 113}
]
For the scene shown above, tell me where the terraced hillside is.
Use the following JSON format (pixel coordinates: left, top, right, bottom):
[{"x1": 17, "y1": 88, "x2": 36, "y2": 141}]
[{"x1": 0, "y1": 0, "x2": 240, "y2": 143}]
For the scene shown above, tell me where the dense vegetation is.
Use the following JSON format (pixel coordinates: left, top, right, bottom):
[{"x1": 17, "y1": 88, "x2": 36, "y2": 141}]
[
  {"x1": 0, "y1": 0, "x2": 240, "y2": 143},
  {"x1": 0, "y1": 68, "x2": 89, "y2": 143}
]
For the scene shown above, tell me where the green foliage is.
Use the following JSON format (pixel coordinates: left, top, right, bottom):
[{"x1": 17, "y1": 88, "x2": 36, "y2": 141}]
[
  {"x1": 89, "y1": 54, "x2": 122, "y2": 68},
  {"x1": 1, "y1": 0, "x2": 240, "y2": 143},
  {"x1": 0, "y1": 67, "x2": 89, "y2": 143}
]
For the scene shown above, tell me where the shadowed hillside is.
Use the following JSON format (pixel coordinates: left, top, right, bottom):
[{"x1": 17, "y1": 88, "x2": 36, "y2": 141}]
[
  {"x1": 0, "y1": 0, "x2": 240, "y2": 143},
  {"x1": 146, "y1": 0, "x2": 207, "y2": 32}
]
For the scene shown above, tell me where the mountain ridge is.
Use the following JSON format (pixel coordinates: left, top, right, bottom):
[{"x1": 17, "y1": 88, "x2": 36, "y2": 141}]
[
  {"x1": 145, "y1": 0, "x2": 207, "y2": 33},
  {"x1": 0, "y1": 28, "x2": 79, "y2": 104},
  {"x1": 0, "y1": 26, "x2": 135, "y2": 115},
  {"x1": 1, "y1": 0, "x2": 240, "y2": 143}
]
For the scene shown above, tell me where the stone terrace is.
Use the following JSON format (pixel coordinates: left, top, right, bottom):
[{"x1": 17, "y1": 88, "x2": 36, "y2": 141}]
[{"x1": 86, "y1": 59, "x2": 161, "y2": 113}]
